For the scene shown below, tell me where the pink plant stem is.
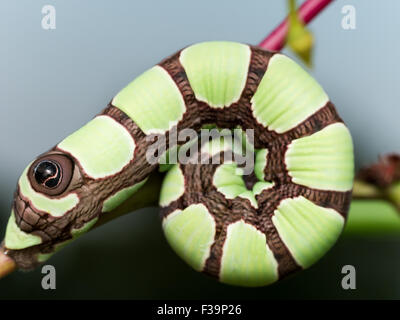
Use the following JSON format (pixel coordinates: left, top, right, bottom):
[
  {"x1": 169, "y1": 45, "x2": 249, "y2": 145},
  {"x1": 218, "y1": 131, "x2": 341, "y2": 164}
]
[{"x1": 258, "y1": 0, "x2": 334, "y2": 51}]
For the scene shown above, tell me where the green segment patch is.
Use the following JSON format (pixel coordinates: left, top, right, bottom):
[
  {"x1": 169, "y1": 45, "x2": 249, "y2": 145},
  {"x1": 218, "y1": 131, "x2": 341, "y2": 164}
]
[
  {"x1": 254, "y1": 149, "x2": 268, "y2": 180},
  {"x1": 102, "y1": 179, "x2": 148, "y2": 212},
  {"x1": 162, "y1": 204, "x2": 215, "y2": 271},
  {"x1": 213, "y1": 162, "x2": 275, "y2": 207},
  {"x1": 5, "y1": 210, "x2": 42, "y2": 250},
  {"x1": 180, "y1": 41, "x2": 250, "y2": 108},
  {"x1": 112, "y1": 66, "x2": 186, "y2": 135},
  {"x1": 19, "y1": 164, "x2": 79, "y2": 217},
  {"x1": 58, "y1": 116, "x2": 135, "y2": 179},
  {"x1": 272, "y1": 196, "x2": 344, "y2": 268},
  {"x1": 159, "y1": 165, "x2": 185, "y2": 207},
  {"x1": 71, "y1": 217, "x2": 98, "y2": 237},
  {"x1": 37, "y1": 217, "x2": 99, "y2": 263},
  {"x1": 251, "y1": 54, "x2": 328, "y2": 133},
  {"x1": 253, "y1": 181, "x2": 274, "y2": 195},
  {"x1": 285, "y1": 123, "x2": 354, "y2": 191},
  {"x1": 213, "y1": 163, "x2": 258, "y2": 208},
  {"x1": 220, "y1": 220, "x2": 279, "y2": 287}
]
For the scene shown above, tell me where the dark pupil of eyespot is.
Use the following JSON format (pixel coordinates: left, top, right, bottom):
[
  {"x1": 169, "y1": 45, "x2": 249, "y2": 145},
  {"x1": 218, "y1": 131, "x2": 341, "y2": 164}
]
[{"x1": 34, "y1": 161, "x2": 62, "y2": 189}]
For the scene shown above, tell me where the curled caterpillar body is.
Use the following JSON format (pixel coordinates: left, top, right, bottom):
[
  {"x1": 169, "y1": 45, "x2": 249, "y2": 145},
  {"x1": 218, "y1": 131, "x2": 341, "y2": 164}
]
[{"x1": 3, "y1": 42, "x2": 354, "y2": 286}]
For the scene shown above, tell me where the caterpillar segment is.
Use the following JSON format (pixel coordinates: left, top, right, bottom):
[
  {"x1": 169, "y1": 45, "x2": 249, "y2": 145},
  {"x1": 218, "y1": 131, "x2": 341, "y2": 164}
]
[{"x1": 2, "y1": 41, "x2": 354, "y2": 286}]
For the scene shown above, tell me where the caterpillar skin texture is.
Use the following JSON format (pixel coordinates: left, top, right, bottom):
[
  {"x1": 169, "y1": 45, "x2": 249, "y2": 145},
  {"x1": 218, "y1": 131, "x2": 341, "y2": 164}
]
[{"x1": 3, "y1": 41, "x2": 354, "y2": 287}]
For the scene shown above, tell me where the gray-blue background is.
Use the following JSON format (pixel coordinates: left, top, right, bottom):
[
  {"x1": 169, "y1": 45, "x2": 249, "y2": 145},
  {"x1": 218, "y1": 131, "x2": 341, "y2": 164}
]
[{"x1": 1, "y1": 0, "x2": 399, "y2": 299}]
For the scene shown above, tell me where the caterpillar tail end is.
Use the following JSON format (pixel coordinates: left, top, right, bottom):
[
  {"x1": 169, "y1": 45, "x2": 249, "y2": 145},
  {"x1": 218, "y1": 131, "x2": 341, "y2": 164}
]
[{"x1": 0, "y1": 245, "x2": 16, "y2": 279}]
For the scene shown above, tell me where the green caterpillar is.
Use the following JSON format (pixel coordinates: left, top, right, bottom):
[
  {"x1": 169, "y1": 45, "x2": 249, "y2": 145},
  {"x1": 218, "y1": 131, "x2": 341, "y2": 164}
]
[{"x1": 2, "y1": 41, "x2": 354, "y2": 287}]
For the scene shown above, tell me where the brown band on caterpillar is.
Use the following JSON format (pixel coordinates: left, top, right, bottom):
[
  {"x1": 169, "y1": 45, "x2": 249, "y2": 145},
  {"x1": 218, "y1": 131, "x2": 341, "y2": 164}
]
[
  {"x1": 256, "y1": 183, "x2": 351, "y2": 219},
  {"x1": 273, "y1": 101, "x2": 344, "y2": 145},
  {"x1": 293, "y1": 186, "x2": 352, "y2": 218},
  {"x1": 258, "y1": 214, "x2": 302, "y2": 278}
]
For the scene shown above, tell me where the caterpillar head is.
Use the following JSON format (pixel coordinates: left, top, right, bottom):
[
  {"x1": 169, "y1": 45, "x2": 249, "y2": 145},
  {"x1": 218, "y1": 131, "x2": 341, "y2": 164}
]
[
  {"x1": 2, "y1": 149, "x2": 96, "y2": 270},
  {"x1": 1, "y1": 112, "x2": 142, "y2": 271}
]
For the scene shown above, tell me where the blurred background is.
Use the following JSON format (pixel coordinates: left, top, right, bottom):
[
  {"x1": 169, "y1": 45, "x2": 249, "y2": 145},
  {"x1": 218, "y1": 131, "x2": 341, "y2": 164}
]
[{"x1": 1, "y1": 0, "x2": 400, "y2": 299}]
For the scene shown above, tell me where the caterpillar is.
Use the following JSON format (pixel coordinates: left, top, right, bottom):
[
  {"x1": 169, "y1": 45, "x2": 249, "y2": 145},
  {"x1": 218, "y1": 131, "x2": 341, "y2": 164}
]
[{"x1": 1, "y1": 41, "x2": 354, "y2": 287}]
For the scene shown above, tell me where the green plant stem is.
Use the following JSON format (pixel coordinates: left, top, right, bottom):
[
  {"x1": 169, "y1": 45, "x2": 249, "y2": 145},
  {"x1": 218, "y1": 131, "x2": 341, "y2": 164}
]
[
  {"x1": 345, "y1": 200, "x2": 400, "y2": 236},
  {"x1": 352, "y1": 179, "x2": 400, "y2": 213},
  {"x1": 352, "y1": 179, "x2": 383, "y2": 199}
]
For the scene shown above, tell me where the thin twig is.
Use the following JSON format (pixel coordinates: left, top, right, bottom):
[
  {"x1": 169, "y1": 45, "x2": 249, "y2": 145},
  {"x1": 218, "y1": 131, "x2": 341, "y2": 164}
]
[
  {"x1": 0, "y1": 247, "x2": 16, "y2": 279},
  {"x1": 258, "y1": 0, "x2": 334, "y2": 51}
]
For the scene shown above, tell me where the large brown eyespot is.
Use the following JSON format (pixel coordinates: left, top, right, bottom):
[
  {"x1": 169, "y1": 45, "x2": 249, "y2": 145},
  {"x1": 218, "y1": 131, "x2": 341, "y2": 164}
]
[{"x1": 29, "y1": 154, "x2": 74, "y2": 196}]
